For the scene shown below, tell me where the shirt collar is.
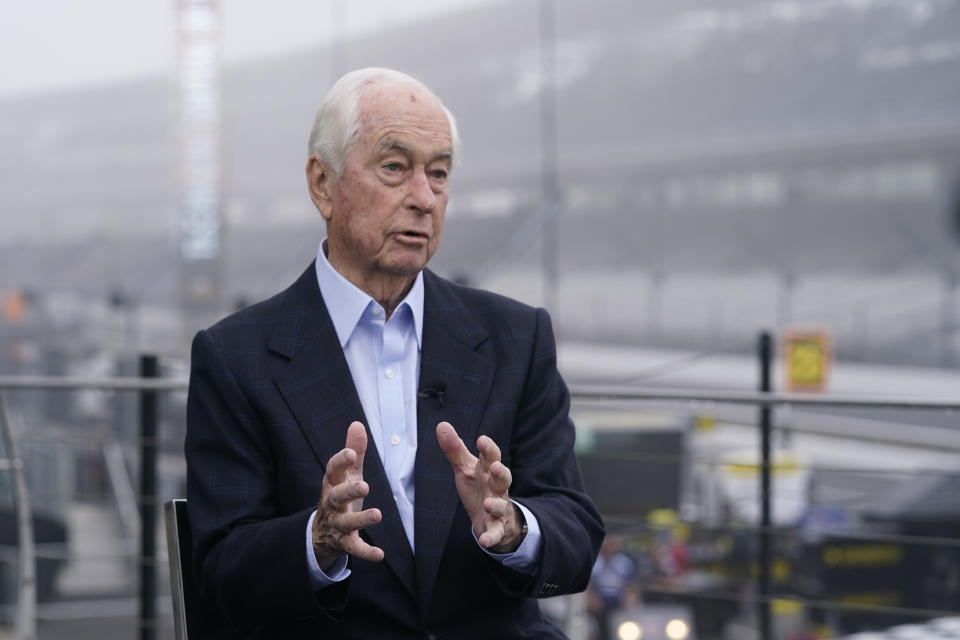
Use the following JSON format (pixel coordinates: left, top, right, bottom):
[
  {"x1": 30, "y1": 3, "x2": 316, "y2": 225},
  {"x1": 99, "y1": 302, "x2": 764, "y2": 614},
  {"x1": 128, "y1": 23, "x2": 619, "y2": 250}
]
[{"x1": 315, "y1": 239, "x2": 424, "y2": 350}]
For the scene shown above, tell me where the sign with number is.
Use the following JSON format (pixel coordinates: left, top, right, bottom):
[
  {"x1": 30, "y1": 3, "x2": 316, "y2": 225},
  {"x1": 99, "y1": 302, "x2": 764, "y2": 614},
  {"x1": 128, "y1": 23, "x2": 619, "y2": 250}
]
[{"x1": 783, "y1": 329, "x2": 831, "y2": 392}]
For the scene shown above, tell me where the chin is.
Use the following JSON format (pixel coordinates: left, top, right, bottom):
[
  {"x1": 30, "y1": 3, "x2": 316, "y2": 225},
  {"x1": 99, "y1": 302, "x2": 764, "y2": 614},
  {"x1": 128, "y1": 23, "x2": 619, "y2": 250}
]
[
  {"x1": 385, "y1": 251, "x2": 432, "y2": 275},
  {"x1": 382, "y1": 259, "x2": 428, "y2": 277}
]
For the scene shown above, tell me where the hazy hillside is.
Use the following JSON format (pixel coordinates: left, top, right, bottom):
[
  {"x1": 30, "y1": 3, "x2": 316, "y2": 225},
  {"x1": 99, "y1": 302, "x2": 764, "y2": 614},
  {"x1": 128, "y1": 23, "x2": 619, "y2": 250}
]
[{"x1": 1, "y1": 0, "x2": 959, "y2": 362}]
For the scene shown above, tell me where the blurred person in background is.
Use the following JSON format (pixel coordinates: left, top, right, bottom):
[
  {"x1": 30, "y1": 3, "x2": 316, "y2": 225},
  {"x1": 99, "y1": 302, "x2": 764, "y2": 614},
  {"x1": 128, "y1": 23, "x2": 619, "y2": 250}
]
[
  {"x1": 587, "y1": 535, "x2": 639, "y2": 640},
  {"x1": 185, "y1": 67, "x2": 604, "y2": 639}
]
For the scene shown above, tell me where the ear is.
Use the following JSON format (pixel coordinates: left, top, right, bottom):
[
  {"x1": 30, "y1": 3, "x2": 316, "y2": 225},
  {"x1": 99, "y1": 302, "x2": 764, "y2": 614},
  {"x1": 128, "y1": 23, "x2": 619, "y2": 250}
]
[{"x1": 306, "y1": 155, "x2": 335, "y2": 221}]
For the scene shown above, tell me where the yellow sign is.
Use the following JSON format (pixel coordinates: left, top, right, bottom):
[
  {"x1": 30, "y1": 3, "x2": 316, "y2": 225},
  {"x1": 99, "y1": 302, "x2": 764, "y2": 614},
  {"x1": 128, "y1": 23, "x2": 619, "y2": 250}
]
[
  {"x1": 783, "y1": 329, "x2": 831, "y2": 392},
  {"x1": 822, "y1": 543, "x2": 902, "y2": 568}
]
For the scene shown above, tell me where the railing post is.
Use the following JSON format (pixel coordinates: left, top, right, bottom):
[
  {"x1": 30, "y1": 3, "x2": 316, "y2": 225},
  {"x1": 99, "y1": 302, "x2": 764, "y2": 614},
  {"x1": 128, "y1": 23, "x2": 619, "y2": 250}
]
[
  {"x1": 758, "y1": 332, "x2": 773, "y2": 640},
  {"x1": 139, "y1": 355, "x2": 159, "y2": 640},
  {"x1": 0, "y1": 391, "x2": 37, "y2": 640}
]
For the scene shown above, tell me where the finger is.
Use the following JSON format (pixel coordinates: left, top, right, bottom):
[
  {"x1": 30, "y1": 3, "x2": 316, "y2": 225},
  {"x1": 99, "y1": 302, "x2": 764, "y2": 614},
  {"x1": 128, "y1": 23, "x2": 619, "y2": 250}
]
[
  {"x1": 325, "y1": 480, "x2": 369, "y2": 511},
  {"x1": 478, "y1": 520, "x2": 505, "y2": 549},
  {"x1": 436, "y1": 421, "x2": 477, "y2": 470},
  {"x1": 344, "y1": 421, "x2": 368, "y2": 470},
  {"x1": 488, "y1": 460, "x2": 512, "y2": 494},
  {"x1": 341, "y1": 533, "x2": 385, "y2": 563},
  {"x1": 476, "y1": 435, "x2": 502, "y2": 471},
  {"x1": 484, "y1": 496, "x2": 512, "y2": 519},
  {"x1": 324, "y1": 447, "x2": 358, "y2": 486},
  {"x1": 330, "y1": 507, "x2": 382, "y2": 533}
]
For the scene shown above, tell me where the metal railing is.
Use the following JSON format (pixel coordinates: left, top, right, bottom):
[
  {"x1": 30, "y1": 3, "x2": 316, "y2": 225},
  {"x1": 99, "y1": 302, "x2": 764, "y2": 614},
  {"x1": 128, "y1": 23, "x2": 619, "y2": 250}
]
[
  {"x1": 0, "y1": 392, "x2": 36, "y2": 640},
  {"x1": 573, "y1": 349, "x2": 960, "y2": 640},
  {"x1": 1, "y1": 356, "x2": 958, "y2": 640},
  {"x1": 0, "y1": 356, "x2": 182, "y2": 640},
  {"x1": 570, "y1": 385, "x2": 960, "y2": 410}
]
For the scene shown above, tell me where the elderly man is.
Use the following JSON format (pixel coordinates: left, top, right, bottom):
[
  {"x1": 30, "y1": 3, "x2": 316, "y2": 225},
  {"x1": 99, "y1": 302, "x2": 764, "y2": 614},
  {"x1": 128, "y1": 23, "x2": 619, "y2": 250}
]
[{"x1": 186, "y1": 67, "x2": 604, "y2": 639}]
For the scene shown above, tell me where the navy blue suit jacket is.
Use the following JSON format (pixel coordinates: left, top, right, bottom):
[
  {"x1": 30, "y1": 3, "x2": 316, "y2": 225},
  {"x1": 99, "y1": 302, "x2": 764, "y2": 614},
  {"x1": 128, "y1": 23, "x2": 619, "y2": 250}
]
[{"x1": 185, "y1": 263, "x2": 605, "y2": 639}]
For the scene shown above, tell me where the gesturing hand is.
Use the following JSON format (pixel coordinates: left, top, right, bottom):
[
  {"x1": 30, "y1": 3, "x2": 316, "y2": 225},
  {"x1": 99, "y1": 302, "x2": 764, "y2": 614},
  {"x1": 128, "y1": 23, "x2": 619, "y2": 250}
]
[
  {"x1": 436, "y1": 421, "x2": 526, "y2": 553},
  {"x1": 312, "y1": 421, "x2": 384, "y2": 570}
]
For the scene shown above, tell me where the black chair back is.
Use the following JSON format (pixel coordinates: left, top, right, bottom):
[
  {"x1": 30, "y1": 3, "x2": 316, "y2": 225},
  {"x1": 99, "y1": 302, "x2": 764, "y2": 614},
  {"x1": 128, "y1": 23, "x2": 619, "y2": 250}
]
[{"x1": 164, "y1": 498, "x2": 232, "y2": 639}]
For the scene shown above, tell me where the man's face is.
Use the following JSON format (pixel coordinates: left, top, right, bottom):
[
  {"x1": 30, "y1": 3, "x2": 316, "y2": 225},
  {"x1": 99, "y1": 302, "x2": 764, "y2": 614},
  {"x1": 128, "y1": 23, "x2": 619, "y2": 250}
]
[{"x1": 319, "y1": 82, "x2": 453, "y2": 288}]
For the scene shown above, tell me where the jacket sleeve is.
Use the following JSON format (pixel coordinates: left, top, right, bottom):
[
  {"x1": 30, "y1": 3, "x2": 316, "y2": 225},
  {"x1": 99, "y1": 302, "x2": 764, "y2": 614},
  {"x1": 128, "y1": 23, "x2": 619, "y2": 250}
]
[
  {"x1": 185, "y1": 329, "x2": 349, "y2": 628},
  {"x1": 487, "y1": 307, "x2": 606, "y2": 598}
]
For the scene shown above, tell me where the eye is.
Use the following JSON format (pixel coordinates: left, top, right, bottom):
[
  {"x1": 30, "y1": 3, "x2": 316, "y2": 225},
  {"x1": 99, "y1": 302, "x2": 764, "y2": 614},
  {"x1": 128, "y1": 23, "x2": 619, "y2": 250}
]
[
  {"x1": 430, "y1": 169, "x2": 448, "y2": 181},
  {"x1": 383, "y1": 161, "x2": 404, "y2": 172}
]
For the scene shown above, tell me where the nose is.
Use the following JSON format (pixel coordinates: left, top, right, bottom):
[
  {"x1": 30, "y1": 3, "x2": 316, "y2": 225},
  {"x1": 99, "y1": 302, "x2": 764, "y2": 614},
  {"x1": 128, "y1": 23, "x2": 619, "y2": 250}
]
[{"x1": 406, "y1": 169, "x2": 438, "y2": 214}]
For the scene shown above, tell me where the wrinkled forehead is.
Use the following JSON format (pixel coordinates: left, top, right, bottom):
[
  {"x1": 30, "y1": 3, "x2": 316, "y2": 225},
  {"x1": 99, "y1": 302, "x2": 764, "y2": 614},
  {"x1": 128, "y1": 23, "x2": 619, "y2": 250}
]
[
  {"x1": 358, "y1": 76, "x2": 437, "y2": 110},
  {"x1": 354, "y1": 80, "x2": 451, "y2": 142}
]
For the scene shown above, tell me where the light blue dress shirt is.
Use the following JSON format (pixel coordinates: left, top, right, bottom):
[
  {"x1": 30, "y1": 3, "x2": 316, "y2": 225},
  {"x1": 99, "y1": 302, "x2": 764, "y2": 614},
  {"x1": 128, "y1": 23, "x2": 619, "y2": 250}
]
[{"x1": 305, "y1": 241, "x2": 541, "y2": 589}]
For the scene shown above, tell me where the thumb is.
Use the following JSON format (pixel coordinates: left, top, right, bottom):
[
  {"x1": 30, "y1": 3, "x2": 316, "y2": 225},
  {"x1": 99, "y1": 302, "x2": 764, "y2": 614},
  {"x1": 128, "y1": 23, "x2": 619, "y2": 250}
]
[{"x1": 436, "y1": 421, "x2": 475, "y2": 469}]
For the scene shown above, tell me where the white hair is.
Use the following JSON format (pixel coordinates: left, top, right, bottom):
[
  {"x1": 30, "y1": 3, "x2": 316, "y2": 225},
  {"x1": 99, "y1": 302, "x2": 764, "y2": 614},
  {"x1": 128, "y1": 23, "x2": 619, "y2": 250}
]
[{"x1": 307, "y1": 67, "x2": 461, "y2": 176}]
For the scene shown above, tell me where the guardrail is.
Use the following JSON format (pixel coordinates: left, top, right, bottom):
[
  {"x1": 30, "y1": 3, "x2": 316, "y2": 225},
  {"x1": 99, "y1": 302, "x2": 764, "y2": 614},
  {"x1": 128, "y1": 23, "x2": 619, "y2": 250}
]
[
  {"x1": 570, "y1": 385, "x2": 960, "y2": 410},
  {"x1": 1, "y1": 359, "x2": 958, "y2": 640},
  {"x1": 0, "y1": 355, "x2": 175, "y2": 640}
]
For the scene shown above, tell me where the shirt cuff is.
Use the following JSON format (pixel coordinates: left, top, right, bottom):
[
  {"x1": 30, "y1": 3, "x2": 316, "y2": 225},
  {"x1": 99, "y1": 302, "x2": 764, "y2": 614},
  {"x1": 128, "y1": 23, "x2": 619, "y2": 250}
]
[
  {"x1": 475, "y1": 500, "x2": 542, "y2": 574},
  {"x1": 306, "y1": 510, "x2": 350, "y2": 590}
]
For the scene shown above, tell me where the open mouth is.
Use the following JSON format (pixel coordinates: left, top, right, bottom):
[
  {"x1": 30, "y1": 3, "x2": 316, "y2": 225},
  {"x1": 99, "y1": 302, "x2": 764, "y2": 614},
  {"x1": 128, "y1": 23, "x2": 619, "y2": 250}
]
[{"x1": 396, "y1": 230, "x2": 429, "y2": 241}]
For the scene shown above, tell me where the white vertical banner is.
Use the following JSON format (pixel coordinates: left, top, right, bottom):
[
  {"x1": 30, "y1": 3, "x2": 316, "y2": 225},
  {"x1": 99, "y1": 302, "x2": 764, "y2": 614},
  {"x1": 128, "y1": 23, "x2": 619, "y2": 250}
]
[{"x1": 178, "y1": 0, "x2": 221, "y2": 322}]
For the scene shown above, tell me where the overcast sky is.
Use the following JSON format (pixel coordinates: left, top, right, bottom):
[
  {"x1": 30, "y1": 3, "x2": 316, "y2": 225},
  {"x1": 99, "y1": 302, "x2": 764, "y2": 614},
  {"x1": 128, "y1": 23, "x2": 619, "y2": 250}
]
[{"x1": 2, "y1": 0, "x2": 496, "y2": 98}]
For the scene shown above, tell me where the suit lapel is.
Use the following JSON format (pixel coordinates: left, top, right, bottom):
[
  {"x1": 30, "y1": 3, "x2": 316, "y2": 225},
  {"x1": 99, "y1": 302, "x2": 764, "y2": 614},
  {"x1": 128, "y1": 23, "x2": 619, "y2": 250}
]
[
  {"x1": 413, "y1": 271, "x2": 494, "y2": 616},
  {"x1": 270, "y1": 264, "x2": 417, "y2": 599}
]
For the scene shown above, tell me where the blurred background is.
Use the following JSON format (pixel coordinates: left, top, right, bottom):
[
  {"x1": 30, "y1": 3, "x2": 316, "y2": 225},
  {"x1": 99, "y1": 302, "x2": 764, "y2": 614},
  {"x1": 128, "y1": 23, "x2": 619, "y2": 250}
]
[{"x1": 1, "y1": 0, "x2": 959, "y2": 638}]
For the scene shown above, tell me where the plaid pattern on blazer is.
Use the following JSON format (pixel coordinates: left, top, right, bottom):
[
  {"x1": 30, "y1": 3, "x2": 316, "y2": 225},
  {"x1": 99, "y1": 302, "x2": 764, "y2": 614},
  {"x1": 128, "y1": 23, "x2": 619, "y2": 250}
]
[{"x1": 185, "y1": 263, "x2": 605, "y2": 639}]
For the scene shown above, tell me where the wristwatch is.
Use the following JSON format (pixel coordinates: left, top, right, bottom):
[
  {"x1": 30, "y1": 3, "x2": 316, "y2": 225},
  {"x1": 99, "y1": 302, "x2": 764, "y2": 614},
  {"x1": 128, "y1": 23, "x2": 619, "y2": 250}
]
[{"x1": 515, "y1": 503, "x2": 528, "y2": 542}]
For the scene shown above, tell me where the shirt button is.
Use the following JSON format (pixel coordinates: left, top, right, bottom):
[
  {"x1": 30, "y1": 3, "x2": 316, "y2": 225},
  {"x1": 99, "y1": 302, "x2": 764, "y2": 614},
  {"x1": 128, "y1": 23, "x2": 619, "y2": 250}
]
[
  {"x1": 371, "y1": 307, "x2": 381, "y2": 316},
  {"x1": 390, "y1": 434, "x2": 401, "y2": 446},
  {"x1": 385, "y1": 368, "x2": 394, "y2": 379}
]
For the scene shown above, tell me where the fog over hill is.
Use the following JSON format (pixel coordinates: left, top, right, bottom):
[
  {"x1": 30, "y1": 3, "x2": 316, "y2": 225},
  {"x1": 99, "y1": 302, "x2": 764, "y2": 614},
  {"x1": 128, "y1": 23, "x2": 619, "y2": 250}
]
[{"x1": 2, "y1": 0, "x2": 959, "y2": 362}]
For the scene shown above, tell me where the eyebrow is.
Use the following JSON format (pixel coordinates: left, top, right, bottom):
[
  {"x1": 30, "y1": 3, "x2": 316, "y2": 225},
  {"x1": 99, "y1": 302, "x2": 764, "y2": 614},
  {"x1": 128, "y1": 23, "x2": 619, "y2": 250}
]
[
  {"x1": 377, "y1": 137, "x2": 453, "y2": 163},
  {"x1": 377, "y1": 138, "x2": 410, "y2": 154}
]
